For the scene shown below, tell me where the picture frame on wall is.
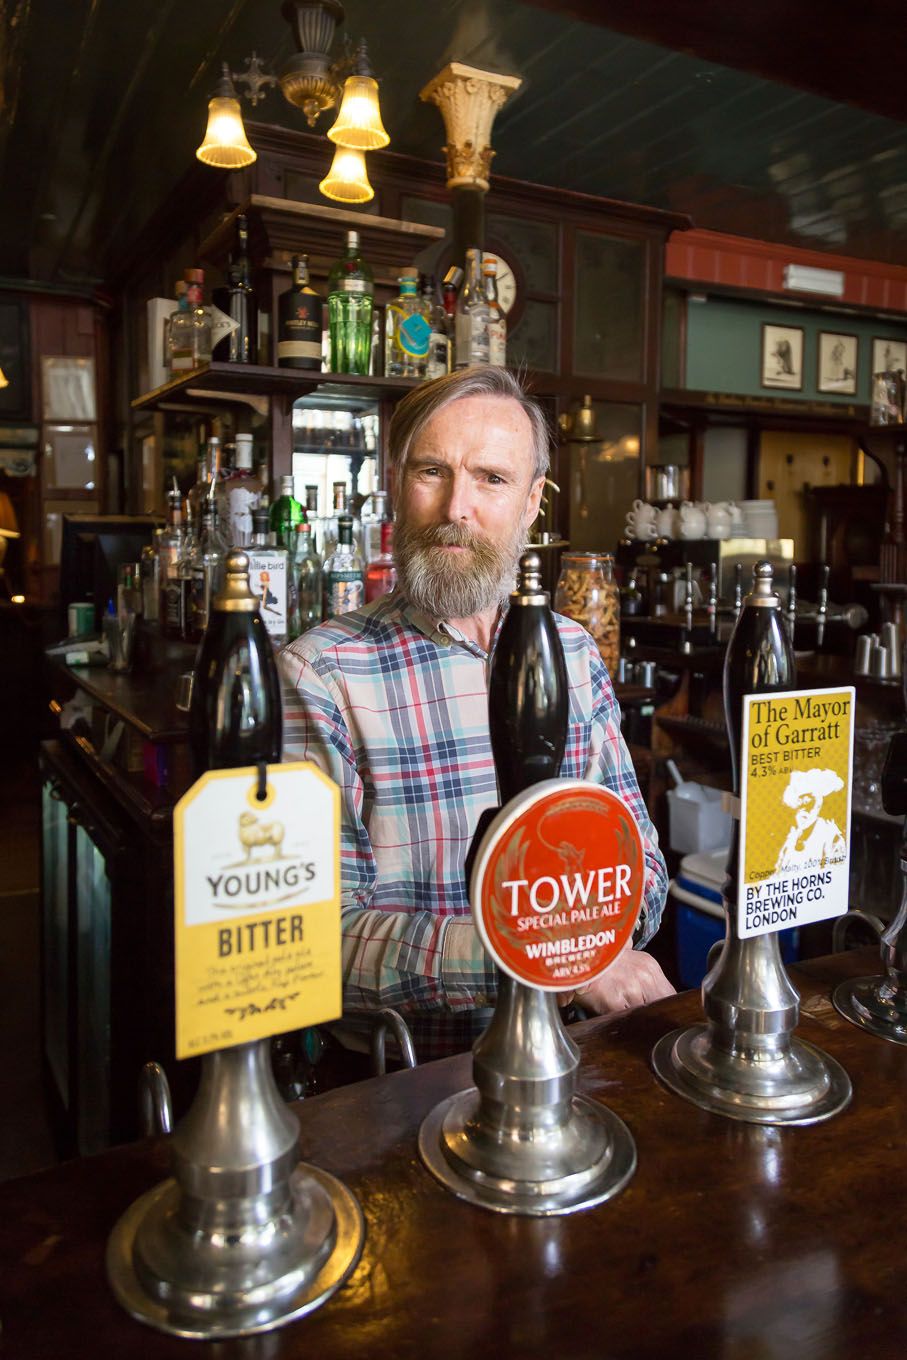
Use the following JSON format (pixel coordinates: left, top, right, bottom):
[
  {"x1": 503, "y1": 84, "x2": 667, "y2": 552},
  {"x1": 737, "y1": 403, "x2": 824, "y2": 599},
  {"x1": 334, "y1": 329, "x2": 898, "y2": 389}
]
[
  {"x1": 872, "y1": 338, "x2": 907, "y2": 377},
  {"x1": 817, "y1": 331, "x2": 858, "y2": 395},
  {"x1": 761, "y1": 324, "x2": 804, "y2": 391}
]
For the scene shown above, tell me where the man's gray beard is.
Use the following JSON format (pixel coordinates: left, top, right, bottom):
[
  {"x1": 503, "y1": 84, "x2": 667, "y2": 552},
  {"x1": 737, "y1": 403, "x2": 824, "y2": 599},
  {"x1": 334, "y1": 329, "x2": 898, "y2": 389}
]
[{"x1": 394, "y1": 518, "x2": 524, "y2": 621}]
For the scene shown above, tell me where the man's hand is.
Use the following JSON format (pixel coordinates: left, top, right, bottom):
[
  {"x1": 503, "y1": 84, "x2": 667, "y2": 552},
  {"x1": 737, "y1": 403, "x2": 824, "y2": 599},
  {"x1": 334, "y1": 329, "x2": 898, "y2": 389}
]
[{"x1": 574, "y1": 949, "x2": 675, "y2": 1016}]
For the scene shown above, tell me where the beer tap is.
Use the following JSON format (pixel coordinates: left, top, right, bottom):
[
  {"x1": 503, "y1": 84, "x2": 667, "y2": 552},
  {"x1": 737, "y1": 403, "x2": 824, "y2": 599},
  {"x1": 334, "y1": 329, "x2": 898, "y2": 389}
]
[
  {"x1": 834, "y1": 683, "x2": 907, "y2": 1041},
  {"x1": 420, "y1": 551, "x2": 636, "y2": 1214},
  {"x1": 652, "y1": 562, "x2": 851, "y2": 1124},
  {"x1": 707, "y1": 567, "x2": 718, "y2": 640},
  {"x1": 787, "y1": 563, "x2": 797, "y2": 646},
  {"x1": 733, "y1": 562, "x2": 743, "y2": 618},
  {"x1": 816, "y1": 563, "x2": 829, "y2": 649},
  {"x1": 682, "y1": 560, "x2": 694, "y2": 654}
]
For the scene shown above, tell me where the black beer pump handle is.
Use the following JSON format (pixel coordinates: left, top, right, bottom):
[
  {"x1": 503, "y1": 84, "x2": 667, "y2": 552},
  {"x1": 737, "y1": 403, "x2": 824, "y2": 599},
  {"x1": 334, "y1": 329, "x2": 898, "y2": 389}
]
[{"x1": 465, "y1": 553, "x2": 569, "y2": 885}]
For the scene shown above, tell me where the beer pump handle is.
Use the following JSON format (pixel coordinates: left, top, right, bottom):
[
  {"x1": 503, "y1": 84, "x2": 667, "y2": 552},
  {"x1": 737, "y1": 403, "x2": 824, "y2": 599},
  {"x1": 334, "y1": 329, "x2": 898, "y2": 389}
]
[
  {"x1": 488, "y1": 551, "x2": 568, "y2": 806},
  {"x1": 733, "y1": 562, "x2": 743, "y2": 618}
]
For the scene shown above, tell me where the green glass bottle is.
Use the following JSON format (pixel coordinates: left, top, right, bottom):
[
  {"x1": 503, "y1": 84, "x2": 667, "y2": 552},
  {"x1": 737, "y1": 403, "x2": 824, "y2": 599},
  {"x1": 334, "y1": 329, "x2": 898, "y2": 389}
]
[
  {"x1": 268, "y1": 474, "x2": 305, "y2": 551},
  {"x1": 327, "y1": 229, "x2": 374, "y2": 374}
]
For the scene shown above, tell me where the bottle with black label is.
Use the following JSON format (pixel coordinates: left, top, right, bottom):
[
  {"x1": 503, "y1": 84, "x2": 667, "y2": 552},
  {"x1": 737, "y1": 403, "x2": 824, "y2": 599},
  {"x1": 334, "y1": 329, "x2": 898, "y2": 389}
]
[
  {"x1": 277, "y1": 255, "x2": 322, "y2": 371},
  {"x1": 188, "y1": 548, "x2": 281, "y2": 776},
  {"x1": 322, "y1": 513, "x2": 364, "y2": 619}
]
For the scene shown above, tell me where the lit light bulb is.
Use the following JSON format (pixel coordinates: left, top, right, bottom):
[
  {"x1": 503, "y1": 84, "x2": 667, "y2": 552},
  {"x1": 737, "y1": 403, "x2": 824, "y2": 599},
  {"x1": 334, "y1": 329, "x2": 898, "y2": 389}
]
[{"x1": 319, "y1": 146, "x2": 374, "y2": 203}]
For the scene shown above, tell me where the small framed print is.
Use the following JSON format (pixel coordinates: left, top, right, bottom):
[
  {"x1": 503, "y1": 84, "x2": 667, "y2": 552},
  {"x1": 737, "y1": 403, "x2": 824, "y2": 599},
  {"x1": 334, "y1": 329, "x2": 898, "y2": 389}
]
[
  {"x1": 761, "y1": 324, "x2": 804, "y2": 391},
  {"x1": 817, "y1": 331, "x2": 858, "y2": 395},
  {"x1": 872, "y1": 337, "x2": 907, "y2": 377}
]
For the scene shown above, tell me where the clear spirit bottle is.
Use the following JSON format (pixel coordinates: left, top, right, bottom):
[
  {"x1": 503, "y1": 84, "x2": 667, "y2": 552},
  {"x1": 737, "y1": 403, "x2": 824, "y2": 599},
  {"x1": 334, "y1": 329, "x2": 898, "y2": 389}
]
[
  {"x1": 294, "y1": 521, "x2": 323, "y2": 633},
  {"x1": 169, "y1": 269, "x2": 213, "y2": 372},
  {"x1": 455, "y1": 248, "x2": 489, "y2": 369},
  {"x1": 247, "y1": 507, "x2": 289, "y2": 645},
  {"x1": 322, "y1": 513, "x2": 364, "y2": 619},
  {"x1": 423, "y1": 274, "x2": 451, "y2": 379},
  {"x1": 158, "y1": 481, "x2": 186, "y2": 638},
  {"x1": 188, "y1": 503, "x2": 227, "y2": 640},
  {"x1": 384, "y1": 267, "x2": 430, "y2": 377},
  {"x1": 482, "y1": 255, "x2": 507, "y2": 367}
]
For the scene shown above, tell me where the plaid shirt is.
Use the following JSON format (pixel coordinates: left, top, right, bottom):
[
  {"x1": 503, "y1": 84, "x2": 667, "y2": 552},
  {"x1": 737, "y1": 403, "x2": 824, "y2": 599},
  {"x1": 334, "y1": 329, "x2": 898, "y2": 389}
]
[{"x1": 279, "y1": 592, "x2": 667, "y2": 1061}]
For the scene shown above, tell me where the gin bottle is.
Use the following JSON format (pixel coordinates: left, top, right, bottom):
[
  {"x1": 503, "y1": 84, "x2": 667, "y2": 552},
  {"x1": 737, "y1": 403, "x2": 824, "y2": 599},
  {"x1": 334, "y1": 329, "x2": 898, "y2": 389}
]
[
  {"x1": 327, "y1": 229, "x2": 373, "y2": 375},
  {"x1": 269, "y1": 474, "x2": 305, "y2": 552},
  {"x1": 294, "y1": 521, "x2": 323, "y2": 633},
  {"x1": 322, "y1": 514, "x2": 364, "y2": 619},
  {"x1": 159, "y1": 481, "x2": 186, "y2": 639},
  {"x1": 248, "y1": 507, "x2": 289, "y2": 645}
]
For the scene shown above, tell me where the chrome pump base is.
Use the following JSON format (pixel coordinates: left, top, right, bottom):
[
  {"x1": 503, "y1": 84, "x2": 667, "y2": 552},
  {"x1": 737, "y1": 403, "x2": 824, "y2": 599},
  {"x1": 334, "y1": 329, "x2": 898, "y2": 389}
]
[
  {"x1": 834, "y1": 860, "x2": 907, "y2": 1045},
  {"x1": 652, "y1": 932, "x2": 851, "y2": 1126},
  {"x1": 107, "y1": 1041, "x2": 364, "y2": 1339},
  {"x1": 419, "y1": 978, "x2": 636, "y2": 1216}
]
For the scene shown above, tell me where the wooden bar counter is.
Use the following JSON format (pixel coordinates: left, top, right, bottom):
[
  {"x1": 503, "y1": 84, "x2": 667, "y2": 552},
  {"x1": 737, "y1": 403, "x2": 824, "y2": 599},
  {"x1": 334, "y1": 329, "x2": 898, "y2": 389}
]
[{"x1": 2, "y1": 948, "x2": 905, "y2": 1358}]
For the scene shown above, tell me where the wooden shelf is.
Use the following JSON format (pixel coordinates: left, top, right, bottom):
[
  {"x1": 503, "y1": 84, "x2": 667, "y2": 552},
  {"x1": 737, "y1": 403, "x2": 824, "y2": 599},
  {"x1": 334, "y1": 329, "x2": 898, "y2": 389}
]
[{"x1": 131, "y1": 364, "x2": 420, "y2": 412}]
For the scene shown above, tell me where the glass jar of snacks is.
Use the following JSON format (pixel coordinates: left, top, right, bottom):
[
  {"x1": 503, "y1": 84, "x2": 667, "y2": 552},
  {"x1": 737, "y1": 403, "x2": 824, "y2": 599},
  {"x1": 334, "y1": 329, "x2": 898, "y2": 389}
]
[{"x1": 554, "y1": 552, "x2": 620, "y2": 676}]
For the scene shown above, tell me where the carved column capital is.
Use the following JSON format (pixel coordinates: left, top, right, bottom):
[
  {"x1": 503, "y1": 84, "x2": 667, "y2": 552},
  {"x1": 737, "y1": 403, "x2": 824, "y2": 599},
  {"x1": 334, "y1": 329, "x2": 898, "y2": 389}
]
[{"x1": 419, "y1": 62, "x2": 522, "y2": 192}]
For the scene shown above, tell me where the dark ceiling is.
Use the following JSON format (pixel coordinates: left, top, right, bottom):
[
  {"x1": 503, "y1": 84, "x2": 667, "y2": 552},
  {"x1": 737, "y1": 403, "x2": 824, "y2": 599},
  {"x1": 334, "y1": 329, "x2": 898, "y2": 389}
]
[{"x1": 3, "y1": 0, "x2": 906, "y2": 288}]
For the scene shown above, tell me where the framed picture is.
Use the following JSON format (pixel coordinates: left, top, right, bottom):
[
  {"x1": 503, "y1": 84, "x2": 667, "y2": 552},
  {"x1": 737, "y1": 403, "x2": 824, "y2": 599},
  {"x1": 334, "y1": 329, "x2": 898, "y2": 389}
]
[
  {"x1": 872, "y1": 338, "x2": 907, "y2": 377},
  {"x1": 761, "y1": 324, "x2": 804, "y2": 391},
  {"x1": 817, "y1": 331, "x2": 858, "y2": 395}
]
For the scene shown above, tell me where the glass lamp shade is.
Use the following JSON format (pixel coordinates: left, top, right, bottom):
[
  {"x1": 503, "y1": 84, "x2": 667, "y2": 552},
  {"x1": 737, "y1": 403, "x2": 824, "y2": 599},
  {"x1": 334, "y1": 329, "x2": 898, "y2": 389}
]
[
  {"x1": 327, "y1": 74, "x2": 389, "y2": 150},
  {"x1": 319, "y1": 145, "x2": 374, "y2": 203},
  {"x1": 0, "y1": 366, "x2": 8, "y2": 389},
  {"x1": 196, "y1": 95, "x2": 257, "y2": 169}
]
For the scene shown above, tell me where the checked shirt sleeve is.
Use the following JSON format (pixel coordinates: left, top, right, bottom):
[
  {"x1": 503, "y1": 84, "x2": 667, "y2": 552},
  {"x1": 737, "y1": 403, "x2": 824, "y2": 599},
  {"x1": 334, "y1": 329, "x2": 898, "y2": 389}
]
[
  {"x1": 583, "y1": 645, "x2": 668, "y2": 947},
  {"x1": 278, "y1": 648, "x2": 497, "y2": 1017}
]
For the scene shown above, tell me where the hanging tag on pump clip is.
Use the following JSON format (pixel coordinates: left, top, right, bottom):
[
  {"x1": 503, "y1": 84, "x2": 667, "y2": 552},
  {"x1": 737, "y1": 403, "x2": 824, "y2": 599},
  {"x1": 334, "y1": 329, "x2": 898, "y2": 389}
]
[
  {"x1": 471, "y1": 778, "x2": 646, "y2": 990},
  {"x1": 173, "y1": 760, "x2": 341, "y2": 1058}
]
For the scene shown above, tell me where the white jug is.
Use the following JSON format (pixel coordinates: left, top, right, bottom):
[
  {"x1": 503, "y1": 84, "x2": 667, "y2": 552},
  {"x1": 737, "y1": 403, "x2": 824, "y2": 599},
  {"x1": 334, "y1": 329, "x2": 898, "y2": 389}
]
[{"x1": 678, "y1": 501, "x2": 707, "y2": 540}]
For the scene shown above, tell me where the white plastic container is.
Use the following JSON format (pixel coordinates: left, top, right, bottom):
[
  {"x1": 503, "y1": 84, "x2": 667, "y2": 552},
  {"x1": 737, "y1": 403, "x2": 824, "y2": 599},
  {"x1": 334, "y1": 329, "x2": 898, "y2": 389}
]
[{"x1": 667, "y1": 782, "x2": 732, "y2": 854}]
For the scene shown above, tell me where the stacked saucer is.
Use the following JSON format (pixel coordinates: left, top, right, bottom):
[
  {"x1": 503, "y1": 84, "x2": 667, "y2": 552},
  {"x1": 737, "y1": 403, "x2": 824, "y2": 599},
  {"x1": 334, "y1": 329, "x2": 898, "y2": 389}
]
[{"x1": 739, "y1": 499, "x2": 779, "y2": 538}]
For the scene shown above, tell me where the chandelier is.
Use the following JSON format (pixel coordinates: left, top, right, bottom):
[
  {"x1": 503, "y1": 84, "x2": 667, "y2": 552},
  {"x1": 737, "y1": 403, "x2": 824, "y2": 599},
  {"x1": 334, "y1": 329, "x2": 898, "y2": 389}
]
[{"x1": 196, "y1": 0, "x2": 389, "y2": 203}]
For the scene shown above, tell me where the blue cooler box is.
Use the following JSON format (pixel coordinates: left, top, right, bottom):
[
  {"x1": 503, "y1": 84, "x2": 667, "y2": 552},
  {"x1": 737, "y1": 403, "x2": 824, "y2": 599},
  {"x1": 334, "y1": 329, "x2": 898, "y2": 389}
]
[{"x1": 672, "y1": 849, "x2": 799, "y2": 989}]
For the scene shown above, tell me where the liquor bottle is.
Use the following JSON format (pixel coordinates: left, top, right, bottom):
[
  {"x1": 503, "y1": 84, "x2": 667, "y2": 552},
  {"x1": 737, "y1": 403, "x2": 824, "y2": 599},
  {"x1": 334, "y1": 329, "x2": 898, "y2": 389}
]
[
  {"x1": 489, "y1": 550, "x2": 568, "y2": 804},
  {"x1": 188, "y1": 548, "x2": 282, "y2": 776},
  {"x1": 164, "y1": 280, "x2": 188, "y2": 374},
  {"x1": 248, "y1": 507, "x2": 289, "y2": 645},
  {"x1": 384, "y1": 267, "x2": 430, "y2": 378},
  {"x1": 442, "y1": 266, "x2": 462, "y2": 347},
  {"x1": 277, "y1": 254, "x2": 322, "y2": 371},
  {"x1": 228, "y1": 214, "x2": 257, "y2": 364},
  {"x1": 188, "y1": 502, "x2": 228, "y2": 640},
  {"x1": 294, "y1": 521, "x2": 323, "y2": 633},
  {"x1": 365, "y1": 520, "x2": 397, "y2": 603},
  {"x1": 455, "y1": 248, "x2": 489, "y2": 369},
  {"x1": 159, "y1": 481, "x2": 186, "y2": 638},
  {"x1": 269, "y1": 474, "x2": 305, "y2": 552},
  {"x1": 362, "y1": 489, "x2": 389, "y2": 562},
  {"x1": 482, "y1": 255, "x2": 507, "y2": 367},
  {"x1": 186, "y1": 446, "x2": 211, "y2": 538},
  {"x1": 322, "y1": 513, "x2": 364, "y2": 619},
  {"x1": 303, "y1": 484, "x2": 321, "y2": 553},
  {"x1": 220, "y1": 433, "x2": 262, "y2": 548},
  {"x1": 327, "y1": 229, "x2": 374, "y2": 375},
  {"x1": 423, "y1": 274, "x2": 451, "y2": 379},
  {"x1": 169, "y1": 269, "x2": 213, "y2": 372}
]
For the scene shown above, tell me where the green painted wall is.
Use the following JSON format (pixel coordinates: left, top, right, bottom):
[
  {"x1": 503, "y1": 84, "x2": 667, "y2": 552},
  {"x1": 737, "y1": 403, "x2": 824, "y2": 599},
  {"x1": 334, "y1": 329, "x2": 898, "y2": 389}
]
[{"x1": 684, "y1": 295, "x2": 907, "y2": 404}]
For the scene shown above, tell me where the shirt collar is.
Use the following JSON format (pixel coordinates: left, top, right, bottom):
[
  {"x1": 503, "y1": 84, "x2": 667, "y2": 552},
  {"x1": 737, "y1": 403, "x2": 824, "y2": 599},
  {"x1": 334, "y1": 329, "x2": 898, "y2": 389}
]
[{"x1": 397, "y1": 594, "x2": 508, "y2": 658}]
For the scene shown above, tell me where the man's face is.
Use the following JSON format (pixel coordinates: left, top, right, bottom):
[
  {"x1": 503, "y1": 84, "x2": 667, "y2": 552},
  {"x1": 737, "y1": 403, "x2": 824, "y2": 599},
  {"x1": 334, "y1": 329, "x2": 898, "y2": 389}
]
[
  {"x1": 795, "y1": 793, "x2": 819, "y2": 830},
  {"x1": 393, "y1": 395, "x2": 545, "y2": 621}
]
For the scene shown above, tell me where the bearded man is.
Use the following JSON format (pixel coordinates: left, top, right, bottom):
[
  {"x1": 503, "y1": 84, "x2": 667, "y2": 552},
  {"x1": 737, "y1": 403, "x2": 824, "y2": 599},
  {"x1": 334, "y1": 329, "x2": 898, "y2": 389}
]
[{"x1": 279, "y1": 366, "x2": 671, "y2": 1067}]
